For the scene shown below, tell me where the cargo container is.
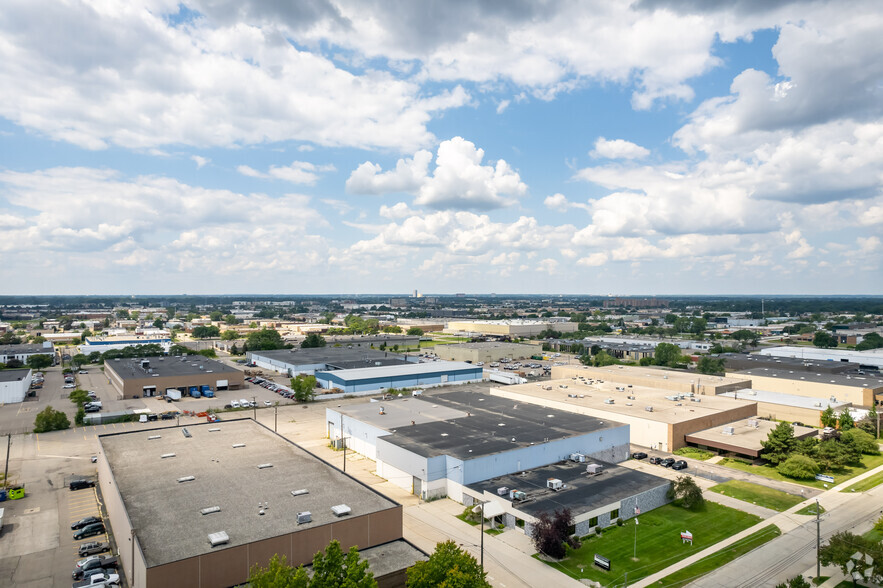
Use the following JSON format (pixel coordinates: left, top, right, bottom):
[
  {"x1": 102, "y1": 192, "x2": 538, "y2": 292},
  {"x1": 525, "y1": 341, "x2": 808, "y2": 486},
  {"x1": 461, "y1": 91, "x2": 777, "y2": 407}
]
[
  {"x1": 165, "y1": 388, "x2": 182, "y2": 401},
  {"x1": 201, "y1": 385, "x2": 214, "y2": 398},
  {"x1": 189, "y1": 386, "x2": 201, "y2": 398}
]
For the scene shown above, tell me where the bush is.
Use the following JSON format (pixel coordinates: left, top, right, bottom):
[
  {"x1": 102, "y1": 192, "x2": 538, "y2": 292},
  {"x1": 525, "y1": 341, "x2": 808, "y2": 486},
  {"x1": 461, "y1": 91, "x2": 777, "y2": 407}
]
[
  {"x1": 33, "y1": 406, "x2": 71, "y2": 433},
  {"x1": 777, "y1": 454, "x2": 820, "y2": 479},
  {"x1": 616, "y1": 517, "x2": 624, "y2": 526},
  {"x1": 75, "y1": 407, "x2": 85, "y2": 426},
  {"x1": 839, "y1": 428, "x2": 879, "y2": 455}
]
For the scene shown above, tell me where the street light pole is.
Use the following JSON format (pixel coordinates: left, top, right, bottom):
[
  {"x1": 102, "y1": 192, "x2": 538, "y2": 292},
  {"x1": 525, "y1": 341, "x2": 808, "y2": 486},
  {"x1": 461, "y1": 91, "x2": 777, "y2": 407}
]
[
  {"x1": 274, "y1": 405, "x2": 277, "y2": 432},
  {"x1": 816, "y1": 499, "x2": 821, "y2": 581},
  {"x1": 252, "y1": 395, "x2": 256, "y2": 420},
  {"x1": 480, "y1": 501, "x2": 485, "y2": 571}
]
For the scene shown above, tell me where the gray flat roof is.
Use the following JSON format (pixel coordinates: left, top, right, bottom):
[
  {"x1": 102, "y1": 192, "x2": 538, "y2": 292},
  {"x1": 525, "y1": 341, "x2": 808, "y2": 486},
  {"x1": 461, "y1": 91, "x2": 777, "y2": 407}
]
[
  {"x1": 331, "y1": 540, "x2": 426, "y2": 578},
  {"x1": 318, "y1": 361, "x2": 478, "y2": 382},
  {"x1": 731, "y1": 367, "x2": 883, "y2": 388},
  {"x1": 379, "y1": 390, "x2": 623, "y2": 460},
  {"x1": 335, "y1": 398, "x2": 470, "y2": 429},
  {"x1": 721, "y1": 353, "x2": 853, "y2": 374},
  {"x1": 106, "y1": 356, "x2": 240, "y2": 380},
  {"x1": 0, "y1": 368, "x2": 31, "y2": 382},
  {"x1": 250, "y1": 348, "x2": 407, "y2": 367},
  {"x1": 440, "y1": 342, "x2": 538, "y2": 350},
  {"x1": 99, "y1": 419, "x2": 398, "y2": 568},
  {"x1": 0, "y1": 344, "x2": 52, "y2": 355},
  {"x1": 468, "y1": 460, "x2": 668, "y2": 518},
  {"x1": 719, "y1": 389, "x2": 850, "y2": 409}
]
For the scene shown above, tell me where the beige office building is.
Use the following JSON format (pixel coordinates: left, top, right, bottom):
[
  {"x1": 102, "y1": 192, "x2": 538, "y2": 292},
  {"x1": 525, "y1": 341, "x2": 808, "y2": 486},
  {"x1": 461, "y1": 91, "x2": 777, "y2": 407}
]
[
  {"x1": 445, "y1": 319, "x2": 579, "y2": 337},
  {"x1": 552, "y1": 364, "x2": 751, "y2": 396},
  {"x1": 726, "y1": 368, "x2": 883, "y2": 407},
  {"x1": 433, "y1": 341, "x2": 540, "y2": 363}
]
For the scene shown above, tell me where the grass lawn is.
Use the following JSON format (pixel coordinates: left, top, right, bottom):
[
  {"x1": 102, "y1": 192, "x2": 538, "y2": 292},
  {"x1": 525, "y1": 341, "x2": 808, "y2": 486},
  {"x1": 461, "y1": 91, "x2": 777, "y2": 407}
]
[
  {"x1": 535, "y1": 502, "x2": 762, "y2": 585},
  {"x1": 652, "y1": 525, "x2": 781, "y2": 588},
  {"x1": 795, "y1": 503, "x2": 825, "y2": 516},
  {"x1": 841, "y1": 470, "x2": 883, "y2": 493},
  {"x1": 674, "y1": 447, "x2": 714, "y2": 461},
  {"x1": 709, "y1": 480, "x2": 804, "y2": 512},
  {"x1": 717, "y1": 454, "x2": 883, "y2": 489}
]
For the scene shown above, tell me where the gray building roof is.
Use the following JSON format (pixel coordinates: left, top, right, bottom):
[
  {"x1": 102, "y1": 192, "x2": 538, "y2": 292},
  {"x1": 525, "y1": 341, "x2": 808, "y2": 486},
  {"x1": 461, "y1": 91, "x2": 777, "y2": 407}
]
[
  {"x1": 731, "y1": 367, "x2": 883, "y2": 388},
  {"x1": 0, "y1": 343, "x2": 53, "y2": 355},
  {"x1": 720, "y1": 353, "x2": 854, "y2": 374},
  {"x1": 99, "y1": 419, "x2": 398, "y2": 568},
  {"x1": 106, "y1": 356, "x2": 240, "y2": 380},
  {"x1": 318, "y1": 361, "x2": 478, "y2": 382},
  {"x1": 0, "y1": 368, "x2": 31, "y2": 383},
  {"x1": 467, "y1": 460, "x2": 668, "y2": 518},
  {"x1": 378, "y1": 390, "x2": 623, "y2": 460},
  {"x1": 250, "y1": 347, "x2": 410, "y2": 369}
]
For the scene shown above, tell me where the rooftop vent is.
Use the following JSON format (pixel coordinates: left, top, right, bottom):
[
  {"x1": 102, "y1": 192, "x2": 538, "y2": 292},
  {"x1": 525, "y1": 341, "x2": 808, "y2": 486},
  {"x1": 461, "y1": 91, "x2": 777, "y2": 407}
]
[
  {"x1": 201, "y1": 506, "x2": 221, "y2": 515},
  {"x1": 208, "y1": 428, "x2": 220, "y2": 432},
  {"x1": 257, "y1": 463, "x2": 273, "y2": 469},
  {"x1": 148, "y1": 435, "x2": 161, "y2": 440},
  {"x1": 291, "y1": 489, "x2": 309, "y2": 497},
  {"x1": 178, "y1": 476, "x2": 195, "y2": 483},
  {"x1": 160, "y1": 453, "x2": 176, "y2": 459},
  {"x1": 208, "y1": 531, "x2": 229, "y2": 547},
  {"x1": 232, "y1": 443, "x2": 246, "y2": 448},
  {"x1": 331, "y1": 504, "x2": 352, "y2": 517},
  {"x1": 297, "y1": 511, "x2": 312, "y2": 524},
  {"x1": 182, "y1": 428, "x2": 191, "y2": 438}
]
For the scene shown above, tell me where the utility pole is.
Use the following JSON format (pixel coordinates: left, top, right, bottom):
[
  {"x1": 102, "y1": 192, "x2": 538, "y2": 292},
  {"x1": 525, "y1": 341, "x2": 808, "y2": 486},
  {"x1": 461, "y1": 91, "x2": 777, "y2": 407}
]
[
  {"x1": 252, "y1": 395, "x2": 256, "y2": 420},
  {"x1": 480, "y1": 501, "x2": 485, "y2": 571},
  {"x1": 816, "y1": 499, "x2": 821, "y2": 581},
  {"x1": 3, "y1": 435, "x2": 10, "y2": 489},
  {"x1": 274, "y1": 405, "x2": 278, "y2": 433}
]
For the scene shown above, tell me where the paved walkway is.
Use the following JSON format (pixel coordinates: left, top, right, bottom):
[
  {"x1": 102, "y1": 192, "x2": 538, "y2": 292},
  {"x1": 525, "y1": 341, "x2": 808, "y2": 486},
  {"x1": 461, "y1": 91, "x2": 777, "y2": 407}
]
[{"x1": 631, "y1": 461, "x2": 883, "y2": 588}]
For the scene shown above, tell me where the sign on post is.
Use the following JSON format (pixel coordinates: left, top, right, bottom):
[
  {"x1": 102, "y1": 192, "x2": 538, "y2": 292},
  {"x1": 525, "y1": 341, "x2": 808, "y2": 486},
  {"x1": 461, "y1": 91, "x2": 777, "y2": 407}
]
[
  {"x1": 593, "y1": 554, "x2": 611, "y2": 571},
  {"x1": 680, "y1": 530, "x2": 693, "y2": 544},
  {"x1": 815, "y1": 474, "x2": 835, "y2": 483}
]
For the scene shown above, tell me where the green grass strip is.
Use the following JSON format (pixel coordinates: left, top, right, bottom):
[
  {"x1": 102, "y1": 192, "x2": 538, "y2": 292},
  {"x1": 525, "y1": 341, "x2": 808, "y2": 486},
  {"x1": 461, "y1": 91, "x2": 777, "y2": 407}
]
[
  {"x1": 841, "y1": 470, "x2": 883, "y2": 493},
  {"x1": 795, "y1": 503, "x2": 825, "y2": 516},
  {"x1": 652, "y1": 525, "x2": 781, "y2": 588},
  {"x1": 709, "y1": 480, "x2": 803, "y2": 512}
]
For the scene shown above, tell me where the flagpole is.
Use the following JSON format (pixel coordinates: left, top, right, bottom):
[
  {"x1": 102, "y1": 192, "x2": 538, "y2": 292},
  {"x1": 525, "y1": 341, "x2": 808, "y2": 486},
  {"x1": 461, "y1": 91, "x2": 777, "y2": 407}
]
[{"x1": 633, "y1": 506, "x2": 639, "y2": 559}]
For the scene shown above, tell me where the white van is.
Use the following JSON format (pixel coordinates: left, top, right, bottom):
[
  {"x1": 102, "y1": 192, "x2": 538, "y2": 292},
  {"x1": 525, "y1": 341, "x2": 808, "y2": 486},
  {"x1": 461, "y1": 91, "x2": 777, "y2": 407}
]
[
  {"x1": 230, "y1": 400, "x2": 240, "y2": 408},
  {"x1": 239, "y1": 398, "x2": 250, "y2": 407},
  {"x1": 139, "y1": 414, "x2": 147, "y2": 423}
]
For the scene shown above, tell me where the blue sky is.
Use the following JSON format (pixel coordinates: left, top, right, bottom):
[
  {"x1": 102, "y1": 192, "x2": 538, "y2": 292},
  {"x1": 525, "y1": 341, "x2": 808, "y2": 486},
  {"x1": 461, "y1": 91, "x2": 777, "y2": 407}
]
[{"x1": 0, "y1": 0, "x2": 880, "y2": 295}]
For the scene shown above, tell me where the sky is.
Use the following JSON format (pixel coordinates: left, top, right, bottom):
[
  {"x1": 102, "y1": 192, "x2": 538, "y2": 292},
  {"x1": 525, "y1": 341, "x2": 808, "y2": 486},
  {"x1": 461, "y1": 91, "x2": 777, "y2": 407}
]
[{"x1": 0, "y1": 0, "x2": 881, "y2": 296}]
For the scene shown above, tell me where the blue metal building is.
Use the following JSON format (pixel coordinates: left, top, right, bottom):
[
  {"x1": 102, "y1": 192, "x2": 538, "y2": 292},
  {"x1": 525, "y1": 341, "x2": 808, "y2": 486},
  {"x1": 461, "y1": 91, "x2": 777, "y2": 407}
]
[{"x1": 316, "y1": 361, "x2": 482, "y2": 394}]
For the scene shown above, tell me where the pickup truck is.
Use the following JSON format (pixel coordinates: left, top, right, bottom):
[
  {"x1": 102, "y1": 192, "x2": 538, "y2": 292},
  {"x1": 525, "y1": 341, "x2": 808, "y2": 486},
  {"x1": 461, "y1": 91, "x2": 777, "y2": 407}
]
[{"x1": 72, "y1": 571, "x2": 120, "y2": 587}]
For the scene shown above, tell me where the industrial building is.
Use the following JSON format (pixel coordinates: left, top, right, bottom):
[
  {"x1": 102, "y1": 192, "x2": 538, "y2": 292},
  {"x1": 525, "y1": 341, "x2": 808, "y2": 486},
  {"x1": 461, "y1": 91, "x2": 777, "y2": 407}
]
[
  {"x1": 551, "y1": 364, "x2": 752, "y2": 396},
  {"x1": 490, "y1": 377, "x2": 757, "y2": 452},
  {"x1": 756, "y1": 346, "x2": 883, "y2": 369},
  {"x1": 726, "y1": 367, "x2": 883, "y2": 407},
  {"x1": 685, "y1": 418, "x2": 818, "y2": 459},
  {"x1": 247, "y1": 348, "x2": 413, "y2": 376},
  {"x1": 97, "y1": 419, "x2": 423, "y2": 588},
  {"x1": 316, "y1": 361, "x2": 483, "y2": 395},
  {"x1": 719, "y1": 353, "x2": 858, "y2": 374},
  {"x1": 444, "y1": 319, "x2": 579, "y2": 337},
  {"x1": 326, "y1": 391, "x2": 630, "y2": 503},
  {"x1": 0, "y1": 368, "x2": 32, "y2": 404},
  {"x1": 464, "y1": 460, "x2": 671, "y2": 537},
  {"x1": 104, "y1": 356, "x2": 244, "y2": 399},
  {"x1": 0, "y1": 342, "x2": 55, "y2": 365},
  {"x1": 78, "y1": 335, "x2": 172, "y2": 354},
  {"x1": 432, "y1": 341, "x2": 540, "y2": 364},
  {"x1": 324, "y1": 335, "x2": 421, "y2": 349},
  {"x1": 717, "y1": 389, "x2": 851, "y2": 426}
]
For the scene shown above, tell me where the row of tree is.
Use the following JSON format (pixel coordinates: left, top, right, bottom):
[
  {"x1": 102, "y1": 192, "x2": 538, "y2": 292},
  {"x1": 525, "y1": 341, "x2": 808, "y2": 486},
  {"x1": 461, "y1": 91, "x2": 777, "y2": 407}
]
[{"x1": 761, "y1": 421, "x2": 879, "y2": 479}]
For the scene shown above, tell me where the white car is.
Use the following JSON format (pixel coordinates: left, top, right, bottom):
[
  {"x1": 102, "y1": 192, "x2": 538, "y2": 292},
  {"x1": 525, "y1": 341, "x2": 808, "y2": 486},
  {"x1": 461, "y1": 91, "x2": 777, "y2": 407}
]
[
  {"x1": 263, "y1": 400, "x2": 272, "y2": 406},
  {"x1": 63, "y1": 384, "x2": 75, "y2": 389},
  {"x1": 230, "y1": 400, "x2": 240, "y2": 408}
]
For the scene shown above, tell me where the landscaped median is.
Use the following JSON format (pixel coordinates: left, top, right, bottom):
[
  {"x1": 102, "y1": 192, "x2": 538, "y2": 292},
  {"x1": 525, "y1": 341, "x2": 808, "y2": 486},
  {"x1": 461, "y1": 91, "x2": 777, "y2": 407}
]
[
  {"x1": 717, "y1": 454, "x2": 883, "y2": 489},
  {"x1": 840, "y1": 470, "x2": 883, "y2": 493},
  {"x1": 534, "y1": 502, "x2": 763, "y2": 585},
  {"x1": 709, "y1": 480, "x2": 804, "y2": 512}
]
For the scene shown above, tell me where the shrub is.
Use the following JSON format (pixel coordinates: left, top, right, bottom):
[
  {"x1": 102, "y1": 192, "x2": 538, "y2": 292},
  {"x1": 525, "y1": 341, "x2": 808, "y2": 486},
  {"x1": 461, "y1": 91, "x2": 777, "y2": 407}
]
[
  {"x1": 75, "y1": 407, "x2": 85, "y2": 426},
  {"x1": 34, "y1": 406, "x2": 71, "y2": 433},
  {"x1": 777, "y1": 454, "x2": 820, "y2": 480},
  {"x1": 839, "y1": 428, "x2": 879, "y2": 455},
  {"x1": 616, "y1": 517, "x2": 624, "y2": 526}
]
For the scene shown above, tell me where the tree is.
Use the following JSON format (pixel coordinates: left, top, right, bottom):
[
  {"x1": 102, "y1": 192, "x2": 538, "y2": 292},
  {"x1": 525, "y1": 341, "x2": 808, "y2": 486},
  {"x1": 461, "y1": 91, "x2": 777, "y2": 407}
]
[
  {"x1": 290, "y1": 375, "x2": 317, "y2": 402},
  {"x1": 840, "y1": 428, "x2": 879, "y2": 455},
  {"x1": 690, "y1": 317, "x2": 707, "y2": 335},
  {"x1": 382, "y1": 325, "x2": 403, "y2": 334},
  {"x1": 0, "y1": 331, "x2": 22, "y2": 345},
  {"x1": 5, "y1": 358, "x2": 24, "y2": 368},
  {"x1": 197, "y1": 349, "x2": 217, "y2": 358},
  {"x1": 301, "y1": 333, "x2": 327, "y2": 349},
  {"x1": 820, "y1": 531, "x2": 883, "y2": 584},
  {"x1": 775, "y1": 575, "x2": 812, "y2": 588},
  {"x1": 777, "y1": 454, "x2": 820, "y2": 480},
  {"x1": 856, "y1": 332, "x2": 883, "y2": 351},
  {"x1": 152, "y1": 318, "x2": 164, "y2": 329},
  {"x1": 75, "y1": 407, "x2": 85, "y2": 426},
  {"x1": 837, "y1": 409, "x2": 854, "y2": 431},
  {"x1": 310, "y1": 540, "x2": 376, "y2": 588},
  {"x1": 669, "y1": 475, "x2": 704, "y2": 509},
  {"x1": 406, "y1": 327, "x2": 424, "y2": 336},
  {"x1": 761, "y1": 421, "x2": 797, "y2": 465},
  {"x1": 26, "y1": 354, "x2": 53, "y2": 370},
  {"x1": 224, "y1": 314, "x2": 239, "y2": 325},
  {"x1": 530, "y1": 509, "x2": 574, "y2": 560},
  {"x1": 33, "y1": 406, "x2": 70, "y2": 433},
  {"x1": 247, "y1": 328, "x2": 285, "y2": 351},
  {"x1": 697, "y1": 356, "x2": 725, "y2": 375},
  {"x1": 209, "y1": 311, "x2": 224, "y2": 321},
  {"x1": 812, "y1": 331, "x2": 838, "y2": 348},
  {"x1": 654, "y1": 342, "x2": 682, "y2": 367},
  {"x1": 820, "y1": 406, "x2": 837, "y2": 428},
  {"x1": 70, "y1": 354, "x2": 89, "y2": 369},
  {"x1": 221, "y1": 330, "x2": 238, "y2": 341},
  {"x1": 248, "y1": 553, "x2": 309, "y2": 588},
  {"x1": 864, "y1": 403, "x2": 879, "y2": 438},
  {"x1": 407, "y1": 540, "x2": 490, "y2": 588},
  {"x1": 591, "y1": 350, "x2": 617, "y2": 367},
  {"x1": 816, "y1": 440, "x2": 858, "y2": 470},
  {"x1": 192, "y1": 325, "x2": 221, "y2": 339},
  {"x1": 69, "y1": 389, "x2": 90, "y2": 406}
]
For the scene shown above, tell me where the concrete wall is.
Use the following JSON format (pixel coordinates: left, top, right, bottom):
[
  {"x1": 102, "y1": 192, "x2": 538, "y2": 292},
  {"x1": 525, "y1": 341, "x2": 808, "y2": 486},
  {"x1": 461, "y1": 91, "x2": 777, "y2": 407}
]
[
  {"x1": 433, "y1": 343, "x2": 539, "y2": 364},
  {"x1": 248, "y1": 353, "x2": 325, "y2": 376},
  {"x1": 752, "y1": 401, "x2": 827, "y2": 426},
  {"x1": 668, "y1": 403, "x2": 758, "y2": 451},
  {"x1": 730, "y1": 372, "x2": 878, "y2": 407},
  {"x1": 326, "y1": 408, "x2": 391, "y2": 461}
]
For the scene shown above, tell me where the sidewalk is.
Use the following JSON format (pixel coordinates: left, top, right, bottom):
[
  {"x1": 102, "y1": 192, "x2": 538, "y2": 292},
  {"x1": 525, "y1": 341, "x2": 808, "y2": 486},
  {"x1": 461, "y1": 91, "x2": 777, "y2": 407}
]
[{"x1": 631, "y1": 461, "x2": 883, "y2": 588}]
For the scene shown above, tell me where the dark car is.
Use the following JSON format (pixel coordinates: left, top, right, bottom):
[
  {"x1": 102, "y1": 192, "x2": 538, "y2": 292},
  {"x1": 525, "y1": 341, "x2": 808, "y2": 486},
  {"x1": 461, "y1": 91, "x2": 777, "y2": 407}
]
[
  {"x1": 73, "y1": 522, "x2": 105, "y2": 540},
  {"x1": 672, "y1": 460, "x2": 688, "y2": 470},
  {"x1": 71, "y1": 516, "x2": 102, "y2": 530},
  {"x1": 70, "y1": 479, "x2": 96, "y2": 491},
  {"x1": 147, "y1": 414, "x2": 158, "y2": 421},
  {"x1": 660, "y1": 458, "x2": 676, "y2": 468},
  {"x1": 73, "y1": 564, "x2": 109, "y2": 581},
  {"x1": 77, "y1": 542, "x2": 110, "y2": 557},
  {"x1": 648, "y1": 456, "x2": 661, "y2": 464},
  {"x1": 631, "y1": 452, "x2": 648, "y2": 460}
]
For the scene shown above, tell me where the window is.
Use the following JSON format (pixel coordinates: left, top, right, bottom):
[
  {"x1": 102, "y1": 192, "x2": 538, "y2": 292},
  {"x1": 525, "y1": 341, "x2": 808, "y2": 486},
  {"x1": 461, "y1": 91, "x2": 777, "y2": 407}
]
[
  {"x1": 589, "y1": 516, "x2": 598, "y2": 527},
  {"x1": 611, "y1": 509, "x2": 619, "y2": 519}
]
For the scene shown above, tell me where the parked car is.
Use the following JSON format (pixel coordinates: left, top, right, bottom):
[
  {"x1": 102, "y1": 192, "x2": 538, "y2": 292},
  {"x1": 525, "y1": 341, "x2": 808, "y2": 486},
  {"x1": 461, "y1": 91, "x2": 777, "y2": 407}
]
[
  {"x1": 77, "y1": 542, "x2": 110, "y2": 557},
  {"x1": 672, "y1": 460, "x2": 688, "y2": 470},
  {"x1": 71, "y1": 516, "x2": 102, "y2": 530},
  {"x1": 660, "y1": 458, "x2": 676, "y2": 468},
  {"x1": 648, "y1": 456, "x2": 661, "y2": 465},
  {"x1": 63, "y1": 384, "x2": 75, "y2": 389},
  {"x1": 70, "y1": 479, "x2": 96, "y2": 491},
  {"x1": 72, "y1": 571, "x2": 120, "y2": 588},
  {"x1": 73, "y1": 522, "x2": 105, "y2": 540},
  {"x1": 78, "y1": 370, "x2": 88, "y2": 374},
  {"x1": 631, "y1": 452, "x2": 648, "y2": 460},
  {"x1": 263, "y1": 400, "x2": 272, "y2": 406},
  {"x1": 90, "y1": 455, "x2": 98, "y2": 463},
  {"x1": 72, "y1": 557, "x2": 119, "y2": 580}
]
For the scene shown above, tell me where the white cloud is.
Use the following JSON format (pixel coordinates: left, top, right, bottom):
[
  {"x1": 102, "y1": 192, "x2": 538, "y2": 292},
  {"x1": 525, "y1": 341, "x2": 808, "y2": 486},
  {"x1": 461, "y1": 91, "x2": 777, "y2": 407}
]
[
  {"x1": 379, "y1": 202, "x2": 415, "y2": 219},
  {"x1": 577, "y1": 253, "x2": 608, "y2": 267},
  {"x1": 347, "y1": 137, "x2": 527, "y2": 210},
  {"x1": 237, "y1": 161, "x2": 334, "y2": 184},
  {"x1": 191, "y1": 155, "x2": 210, "y2": 169},
  {"x1": 544, "y1": 193, "x2": 570, "y2": 212},
  {"x1": 496, "y1": 99, "x2": 510, "y2": 114},
  {"x1": 237, "y1": 165, "x2": 265, "y2": 178},
  {"x1": 591, "y1": 137, "x2": 650, "y2": 160}
]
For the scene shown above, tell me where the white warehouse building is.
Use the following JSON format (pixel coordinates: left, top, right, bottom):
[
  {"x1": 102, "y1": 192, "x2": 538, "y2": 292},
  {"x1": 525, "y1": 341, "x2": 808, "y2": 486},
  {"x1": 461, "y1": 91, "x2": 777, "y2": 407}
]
[{"x1": 0, "y1": 369, "x2": 33, "y2": 404}]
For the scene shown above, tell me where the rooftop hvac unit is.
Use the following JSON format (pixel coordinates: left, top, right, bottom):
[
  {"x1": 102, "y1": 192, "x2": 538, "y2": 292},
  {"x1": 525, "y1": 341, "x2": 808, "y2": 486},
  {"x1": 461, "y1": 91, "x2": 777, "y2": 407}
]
[
  {"x1": 510, "y1": 489, "x2": 526, "y2": 501},
  {"x1": 291, "y1": 489, "x2": 309, "y2": 497},
  {"x1": 297, "y1": 511, "x2": 312, "y2": 524},
  {"x1": 569, "y1": 453, "x2": 586, "y2": 463},
  {"x1": 232, "y1": 443, "x2": 246, "y2": 448},
  {"x1": 208, "y1": 428, "x2": 220, "y2": 432},
  {"x1": 200, "y1": 506, "x2": 221, "y2": 515},
  {"x1": 497, "y1": 487, "x2": 509, "y2": 496},
  {"x1": 148, "y1": 435, "x2": 161, "y2": 440},
  {"x1": 257, "y1": 463, "x2": 273, "y2": 469},
  {"x1": 814, "y1": 402, "x2": 822, "y2": 407},
  {"x1": 546, "y1": 478, "x2": 564, "y2": 491},
  {"x1": 604, "y1": 398, "x2": 614, "y2": 404},
  {"x1": 160, "y1": 453, "x2": 176, "y2": 459},
  {"x1": 748, "y1": 419, "x2": 759, "y2": 428},
  {"x1": 645, "y1": 406, "x2": 654, "y2": 412},
  {"x1": 722, "y1": 426, "x2": 735, "y2": 435},
  {"x1": 182, "y1": 428, "x2": 191, "y2": 438},
  {"x1": 178, "y1": 476, "x2": 195, "y2": 483},
  {"x1": 586, "y1": 463, "x2": 603, "y2": 475},
  {"x1": 691, "y1": 398, "x2": 701, "y2": 403},
  {"x1": 627, "y1": 395, "x2": 636, "y2": 400},
  {"x1": 208, "y1": 531, "x2": 229, "y2": 547},
  {"x1": 331, "y1": 504, "x2": 351, "y2": 517}
]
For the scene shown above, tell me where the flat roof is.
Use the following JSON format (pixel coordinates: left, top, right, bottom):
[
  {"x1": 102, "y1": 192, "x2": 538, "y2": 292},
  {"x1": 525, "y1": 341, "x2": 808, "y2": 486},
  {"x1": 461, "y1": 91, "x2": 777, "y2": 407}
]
[
  {"x1": 439, "y1": 341, "x2": 538, "y2": 350},
  {"x1": 106, "y1": 356, "x2": 240, "y2": 380},
  {"x1": 0, "y1": 344, "x2": 51, "y2": 354},
  {"x1": 729, "y1": 368, "x2": 883, "y2": 389},
  {"x1": 250, "y1": 347, "x2": 406, "y2": 367},
  {"x1": 686, "y1": 418, "x2": 817, "y2": 453},
  {"x1": 334, "y1": 398, "x2": 470, "y2": 429},
  {"x1": 467, "y1": 460, "x2": 668, "y2": 518},
  {"x1": 378, "y1": 390, "x2": 622, "y2": 460},
  {"x1": 721, "y1": 353, "x2": 853, "y2": 373},
  {"x1": 318, "y1": 361, "x2": 479, "y2": 382},
  {"x1": 0, "y1": 368, "x2": 31, "y2": 382},
  {"x1": 99, "y1": 419, "x2": 398, "y2": 568},
  {"x1": 495, "y1": 378, "x2": 755, "y2": 424},
  {"x1": 719, "y1": 389, "x2": 850, "y2": 410},
  {"x1": 335, "y1": 540, "x2": 427, "y2": 578},
  {"x1": 327, "y1": 358, "x2": 412, "y2": 370},
  {"x1": 559, "y1": 364, "x2": 750, "y2": 388}
]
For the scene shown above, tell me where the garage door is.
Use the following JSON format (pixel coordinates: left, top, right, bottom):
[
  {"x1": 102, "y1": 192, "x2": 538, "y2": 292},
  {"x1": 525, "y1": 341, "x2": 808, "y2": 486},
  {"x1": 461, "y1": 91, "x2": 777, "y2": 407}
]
[{"x1": 216, "y1": 379, "x2": 228, "y2": 390}]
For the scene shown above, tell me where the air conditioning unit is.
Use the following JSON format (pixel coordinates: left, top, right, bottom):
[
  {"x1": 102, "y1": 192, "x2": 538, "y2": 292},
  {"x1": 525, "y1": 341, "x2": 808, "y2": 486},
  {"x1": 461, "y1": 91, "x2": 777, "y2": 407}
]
[
  {"x1": 497, "y1": 487, "x2": 509, "y2": 496},
  {"x1": 546, "y1": 478, "x2": 564, "y2": 491},
  {"x1": 297, "y1": 511, "x2": 312, "y2": 524},
  {"x1": 331, "y1": 504, "x2": 352, "y2": 517},
  {"x1": 645, "y1": 406, "x2": 654, "y2": 412}
]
